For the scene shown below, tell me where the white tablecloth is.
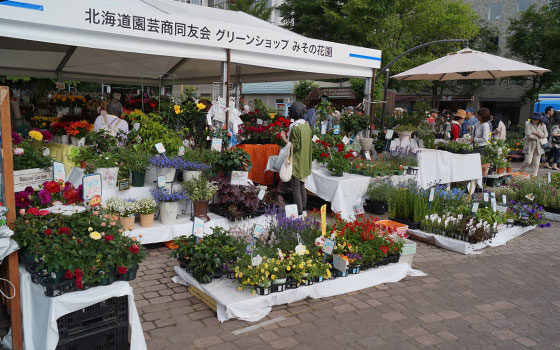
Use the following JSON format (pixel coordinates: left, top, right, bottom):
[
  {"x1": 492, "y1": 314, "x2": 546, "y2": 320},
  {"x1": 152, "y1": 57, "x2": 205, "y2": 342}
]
[
  {"x1": 102, "y1": 183, "x2": 183, "y2": 203},
  {"x1": 417, "y1": 149, "x2": 482, "y2": 189},
  {"x1": 173, "y1": 262, "x2": 418, "y2": 322},
  {"x1": 19, "y1": 267, "x2": 146, "y2": 350},
  {"x1": 407, "y1": 225, "x2": 535, "y2": 255}
]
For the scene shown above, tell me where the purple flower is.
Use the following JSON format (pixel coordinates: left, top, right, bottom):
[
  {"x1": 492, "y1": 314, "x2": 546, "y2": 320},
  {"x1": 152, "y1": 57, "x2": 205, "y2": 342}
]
[
  {"x1": 38, "y1": 189, "x2": 51, "y2": 206},
  {"x1": 11, "y1": 132, "x2": 22, "y2": 145},
  {"x1": 24, "y1": 186, "x2": 34, "y2": 195}
]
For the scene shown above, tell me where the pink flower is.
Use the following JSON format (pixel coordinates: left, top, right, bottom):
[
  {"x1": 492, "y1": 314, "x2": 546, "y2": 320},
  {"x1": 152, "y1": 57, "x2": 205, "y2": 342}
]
[
  {"x1": 101, "y1": 222, "x2": 106, "y2": 227},
  {"x1": 118, "y1": 229, "x2": 123, "y2": 233},
  {"x1": 18, "y1": 209, "x2": 25, "y2": 216},
  {"x1": 13, "y1": 148, "x2": 24, "y2": 156}
]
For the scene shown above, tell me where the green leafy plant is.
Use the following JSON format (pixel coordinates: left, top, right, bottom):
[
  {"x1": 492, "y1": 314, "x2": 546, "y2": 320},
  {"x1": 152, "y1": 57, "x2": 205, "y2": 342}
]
[
  {"x1": 215, "y1": 148, "x2": 252, "y2": 175},
  {"x1": 182, "y1": 175, "x2": 218, "y2": 202}
]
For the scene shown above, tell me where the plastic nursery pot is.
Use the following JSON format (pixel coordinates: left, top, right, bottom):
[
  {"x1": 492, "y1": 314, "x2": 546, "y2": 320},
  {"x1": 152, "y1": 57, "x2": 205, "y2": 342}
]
[
  {"x1": 120, "y1": 264, "x2": 139, "y2": 281},
  {"x1": 48, "y1": 270, "x2": 66, "y2": 284},
  {"x1": 131, "y1": 171, "x2": 145, "y2": 187},
  {"x1": 140, "y1": 213, "x2": 154, "y2": 228}
]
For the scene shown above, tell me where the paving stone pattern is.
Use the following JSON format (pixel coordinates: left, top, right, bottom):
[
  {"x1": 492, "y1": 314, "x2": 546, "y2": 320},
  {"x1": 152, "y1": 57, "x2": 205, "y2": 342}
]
[{"x1": 131, "y1": 218, "x2": 560, "y2": 350}]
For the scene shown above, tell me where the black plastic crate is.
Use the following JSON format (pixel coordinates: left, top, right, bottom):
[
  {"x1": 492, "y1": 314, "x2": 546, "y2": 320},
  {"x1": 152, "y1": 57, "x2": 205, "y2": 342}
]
[
  {"x1": 56, "y1": 321, "x2": 129, "y2": 350},
  {"x1": 57, "y1": 296, "x2": 128, "y2": 339}
]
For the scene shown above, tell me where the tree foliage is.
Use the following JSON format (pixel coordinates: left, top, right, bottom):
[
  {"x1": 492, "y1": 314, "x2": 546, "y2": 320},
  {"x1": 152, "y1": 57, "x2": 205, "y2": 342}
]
[
  {"x1": 225, "y1": 0, "x2": 272, "y2": 21},
  {"x1": 293, "y1": 80, "x2": 319, "y2": 103}
]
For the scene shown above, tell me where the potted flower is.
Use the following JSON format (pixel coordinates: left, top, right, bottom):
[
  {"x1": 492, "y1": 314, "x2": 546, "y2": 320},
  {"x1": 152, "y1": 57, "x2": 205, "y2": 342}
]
[
  {"x1": 180, "y1": 150, "x2": 212, "y2": 181},
  {"x1": 495, "y1": 158, "x2": 507, "y2": 175},
  {"x1": 114, "y1": 199, "x2": 137, "y2": 231},
  {"x1": 215, "y1": 148, "x2": 252, "y2": 177},
  {"x1": 326, "y1": 152, "x2": 352, "y2": 177},
  {"x1": 136, "y1": 198, "x2": 157, "y2": 228},
  {"x1": 506, "y1": 161, "x2": 512, "y2": 174},
  {"x1": 481, "y1": 155, "x2": 492, "y2": 177},
  {"x1": 120, "y1": 146, "x2": 151, "y2": 187},
  {"x1": 148, "y1": 156, "x2": 183, "y2": 184},
  {"x1": 65, "y1": 121, "x2": 92, "y2": 147},
  {"x1": 91, "y1": 153, "x2": 121, "y2": 188},
  {"x1": 150, "y1": 187, "x2": 187, "y2": 225},
  {"x1": 183, "y1": 175, "x2": 218, "y2": 222}
]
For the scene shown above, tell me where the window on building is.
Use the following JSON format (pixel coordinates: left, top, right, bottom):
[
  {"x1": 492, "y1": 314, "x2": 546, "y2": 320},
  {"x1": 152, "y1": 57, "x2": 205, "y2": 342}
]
[
  {"x1": 517, "y1": 0, "x2": 533, "y2": 12},
  {"x1": 488, "y1": 3, "x2": 502, "y2": 20}
]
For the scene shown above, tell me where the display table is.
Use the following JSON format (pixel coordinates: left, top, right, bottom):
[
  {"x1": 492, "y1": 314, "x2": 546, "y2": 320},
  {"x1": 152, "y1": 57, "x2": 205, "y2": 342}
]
[
  {"x1": 407, "y1": 225, "x2": 535, "y2": 255},
  {"x1": 417, "y1": 148, "x2": 482, "y2": 189},
  {"x1": 46, "y1": 143, "x2": 81, "y2": 175},
  {"x1": 236, "y1": 144, "x2": 280, "y2": 185},
  {"x1": 173, "y1": 262, "x2": 419, "y2": 322},
  {"x1": 304, "y1": 168, "x2": 415, "y2": 220},
  {"x1": 128, "y1": 212, "x2": 269, "y2": 245},
  {"x1": 19, "y1": 267, "x2": 146, "y2": 350}
]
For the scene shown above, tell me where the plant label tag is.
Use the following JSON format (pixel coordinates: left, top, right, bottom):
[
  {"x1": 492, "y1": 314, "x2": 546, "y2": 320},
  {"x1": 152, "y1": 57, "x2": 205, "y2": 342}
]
[
  {"x1": 312, "y1": 135, "x2": 320, "y2": 143},
  {"x1": 333, "y1": 254, "x2": 349, "y2": 272},
  {"x1": 182, "y1": 139, "x2": 189, "y2": 146},
  {"x1": 82, "y1": 173, "x2": 102, "y2": 201},
  {"x1": 321, "y1": 204, "x2": 327, "y2": 236},
  {"x1": 157, "y1": 176, "x2": 166, "y2": 188},
  {"x1": 277, "y1": 248, "x2": 284, "y2": 260},
  {"x1": 429, "y1": 188, "x2": 435, "y2": 202},
  {"x1": 211, "y1": 138, "x2": 222, "y2": 152},
  {"x1": 295, "y1": 244, "x2": 307, "y2": 256},
  {"x1": 256, "y1": 118, "x2": 263, "y2": 125},
  {"x1": 323, "y1": 239, "x2": 335, "y2": 255},
  {"x1": 155, "y1": 143, "x2": 166, "y2": 154},
  {"x1": 491, "y1": 198, "x2": 497, "y2": 212},
  {"x1": 133, "y1": 123, "x2": 141, "y2": 131},
  {"x1": 364, "y1": 151, "x2": 371, "y2": 160},
  {"x1": 320, "y1": 121, "x2": 328, "y2": 135},
  {"x1": 193, "y1": 217, "x2": 205, "y2": 238},
  {"x1": 315, "y1": 236, "x2": 325, "y2": 248},
  {"x1": 52, "y1": 161, "x2": 66, "y2": 182},
  {"x1": 472, "y1": 202, "x2": 479, "y2": 213},
  {"x1": 43, "y1": 147, "x2": 51, "y2": 156},
  {"x1": 525, "y1": 194, "x2": 534, "y2": 201},
  {"x1": 483, "y1": 193, "x2": 489, "y2": 202},
  {"x1": 548, "y1": 172, "x2": 551, "y2": 183},
  {"x1": 342, "y1": 136, "x2": 350, "y2": 145},
  {"x1": 253, "y1": 224, "x2": 264, "y2": 238},
  {"x1": 490, "y1": 192, "x2": 496, "y2": 199},
  {"x1": 251, "y1": 255, "x2": 263, "y2": 267},
  {"x1": 285, "y1": 204, "x2": 299, "y2": 219},
  {"x1": 178, "y1": 146, "x2": 185, "y2": 156},
  {"x1": 385, "y1": 129, "x2": 394, "y2": 139},
  {"x1": 333, "y1": 125, "x2": 341, "y2": 135},
  {"x1": 231, "y1": 171, "x2": 249, "y2": 186},
  {"x1": 258, "y1": 188, "x2": 266, "y2": 201},
  {"x1": 502, "y1": 195, "x2": 507, "y2": 205},
  {"x1": 353, "y1": 205, "x2": 365, "y2": 216}
]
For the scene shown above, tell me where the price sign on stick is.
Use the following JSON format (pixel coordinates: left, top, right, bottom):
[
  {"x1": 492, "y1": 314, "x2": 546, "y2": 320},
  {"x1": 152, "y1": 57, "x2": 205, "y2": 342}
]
[
  {"x1": 285, "y1": 204, "x2": 298, "y2": 219},
  {"x1": 548, "y1": 172, "x2": 552, "y2": 183},
  {"x1": 320, "y1": 204, "x2": 327, "y2": 236},
  {"x1": 257, "y1": 188, "x2": 266, "y2": 201},
  {"x1": 323, "y1": 239, "x2": 335, "y2": 255},
  {"x1": 333, "y1": 125, "x2": 341, "y2": 135},
  {"x1": 193, "y1": 217, "x2": 205, "y2": 240},
  {"x1": 385, "y1": 130, "x2": 394, "y2": 139},
  {"x1": 82, "y1": 174, "x2": 102, "y2": 201},
  {"x1": 155, "y1": 143, "x2": 166, "y2": 154},
  {"x1": 353, "y1": 205, "x2": 365, "y2": 216},
  {"x1": 178, "y1": 146, "x2": 185, "y2": 156},
  {"x1": 253, "y1": 224, "x2": 264, "y2": 238},
  {"x1": 472, "y1": 202, "x2": 479, "y2": 213},
  {"x1": 429, "y1": 188, "x2": 435, "y2": 202},
  {"x1": 483, "y1": 192, "x2": 489, "y2": 202},
  {"x1": 157, "y1": 176, "x2": 166, "y2": 188},
  {"x1": 342, "y1": 136, "x2": 350, "y2": 145},
  {"x1": 491, "y1": 198, "x2": 497, "y2": 212},
  {"x1": 502, "y1": 195, "x2": 507, "y2": 205},
  {"x1": 52, "y1": 161, "x2": 65, "y2": 182}
]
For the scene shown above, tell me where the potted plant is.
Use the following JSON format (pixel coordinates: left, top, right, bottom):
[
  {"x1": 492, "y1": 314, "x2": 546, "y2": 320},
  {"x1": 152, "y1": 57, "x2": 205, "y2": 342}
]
[
  {"x1": 148, "y1": 156, "x2": 183, "y2": 183},
  {"x1": 120, "y1": 145, "x2": 151, "y2": 187},
  {"x1": 326, "y1": 152, "x2": 352, "y2": 176},
  {"x1": 394, "y1": 124, "x2": 417, "y2": 143},
  {"x1": 115, "y1": 199, "x2": 137, "y2": 231},
  {"x1": 150, "y1": 187, "x2": 187, "y2": 225},
  {"x1": 91, "y1": 153, "x2": 121, "y2": 188},
  {"x1": 104, "y1": 197, "x2": 122, "y2": 221},
  {"x1": 65, "y1": 121, "x2": 92, "y2": 147},
  {"x1": 180, "y1": 152, "x2": 212, "y2": 182},
  {"x1": 506, "y1": 161, "x2": 512, "y2": 174},
  {"x1": 481, "y1": 155, "x2": 492, "y2": 177},
  {"x1": 215, "y1": 148, "x2": 252, "y2": 177},
  {"x1": 12, "y1": 133, "x2": 54, "y2": 191},
  {"x1": 495, "y1": 158, "x2": 507, "y2": 175},
  {"x1": 211, "y1": 178, "x2": 261, "y2": 220},
  {"x1": 183, "y1": 175, "x2": 218, "y2": 222},
  {"x1": 136, "y1": 198, "x2": 158, "y2": 228}
]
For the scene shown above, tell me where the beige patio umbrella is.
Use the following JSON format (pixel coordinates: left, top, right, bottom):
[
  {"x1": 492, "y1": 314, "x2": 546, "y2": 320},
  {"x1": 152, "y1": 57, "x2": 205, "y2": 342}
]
[{"x1": 391, "y1": 48, "x2": 550, "y2": 81}]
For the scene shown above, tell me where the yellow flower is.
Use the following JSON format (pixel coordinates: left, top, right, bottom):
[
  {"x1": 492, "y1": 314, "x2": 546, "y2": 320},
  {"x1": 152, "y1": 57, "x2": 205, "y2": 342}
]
[
  {"x1": 260, "y1": 268, "x2": 264, "y2": 273},
  {"x1": 174, "y1": 105, "x2": 182, "y2": 114},
  {"x1": 238, "y1": 286, "x2": 243, "y2": 291},
  {"x1": 298, "y1": 263, "x2": 305, "y2": 269},
  {"x1": 286, "y1": 266, "x2": 291, "y2": 271},
  {"x1": 251, "y1": 289, "x2": 256, "y2": 295},
  {"x1": 41, "y1": 122, "x2": 46, "y2": 127},
  {"x1": 196, "y1": 102, "x2": 206, "y2": 111},
  {"x1": 271, "y1": 274, "x2": 276, "y2": 280},
  {"x1": 273, "y1": 267, "x2": 278, "y2": 272},
  {"x1": 238, "y1": 272, "x2": 243, "y2": 278},
  {"x1": 89, "y1": 231, "x2": 102, "y2": 240},
  {"x1": 28, "y1": 130, "x2": 43, "y2": 141},
  {"x1": 269, "y1": 113, "x2": 277, "y2": 119}
]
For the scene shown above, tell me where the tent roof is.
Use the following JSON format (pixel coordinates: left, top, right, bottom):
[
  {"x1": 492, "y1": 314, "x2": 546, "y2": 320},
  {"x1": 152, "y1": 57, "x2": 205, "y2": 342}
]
[
  {"x1": 242, "y1": 81, "x2": 296, "y2": 95},
  {"x1": 0, "y1": 0, "x2": 382, "y2": 85}
]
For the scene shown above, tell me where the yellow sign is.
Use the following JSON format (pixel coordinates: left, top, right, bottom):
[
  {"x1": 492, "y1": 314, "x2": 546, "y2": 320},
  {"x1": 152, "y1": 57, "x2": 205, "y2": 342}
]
[
  {"x1": 89, "y1": 195, "x2": 101, "y2": 208},
  {"x1": 321, "y1": 204, "x2": 327, "y2": 236}
]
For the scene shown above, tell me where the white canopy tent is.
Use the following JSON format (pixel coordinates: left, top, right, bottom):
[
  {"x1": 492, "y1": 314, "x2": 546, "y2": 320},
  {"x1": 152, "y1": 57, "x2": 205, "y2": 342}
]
[{"x1": 0, "y1": 0, "x2": 382, "y2": 85}]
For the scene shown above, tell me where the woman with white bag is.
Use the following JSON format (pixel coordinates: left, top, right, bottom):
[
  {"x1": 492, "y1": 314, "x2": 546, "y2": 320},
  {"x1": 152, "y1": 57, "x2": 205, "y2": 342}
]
[{"x1": 280, "y1": 102, "x2": 313, "y2": 216}]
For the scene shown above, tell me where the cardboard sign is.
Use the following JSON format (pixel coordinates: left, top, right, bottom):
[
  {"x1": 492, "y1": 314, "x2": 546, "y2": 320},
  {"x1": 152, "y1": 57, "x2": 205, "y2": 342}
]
[
  {"x1": 52, "y1": 161, "x2": 65, "y2": 182},
  {"x1": 429, "y1": 188, "x2": 435, "y2": 202},
  {"x1": 385, "y1": 130, "x2": 394, "y2": 139},
  {"x1": 193, "y1": 217, "x2": 205, "y2": 238},
  {"x1": 333, "y1": 125, "x2": 341, "y2": 135},
  {"x1": 178, "y1": 146, "x2": 185, "y2": 156},
  {"x1": 320, "y1": 204, "x2": 327, "y2": 236},
  {"x1": 155, "y1": 143, "x2": 166, "y2": 154},
  {"x1": 82, "y1": 173, "x2": 102, "y2": 201},
  {"x1": 502, "y1": 195, "x2": 507, "y2": 205},
  {"x1": 157, "y1": 176, "x2": 166, "y2": 188},
  {"x1": 253, "y1": 224, "x2": 264, "y2": 238},
  {"x1": 472, "y1": 202, "x2": 479, "y2": 213},
  {"x1": 211, "y1": 138, "x2": 223, "y2": 152},
  {"x1": 364, "y1": 151, "x2": 371, "y2": 160},
  {"x1": 353, "y1": 205, "x2": 365, "y2": 216},
  {"x1": 231, "y1": 171, "x2": 249, "y2": 186},
  {"x1": 342, "y1": 136, "x2": 349, "y2": 145},
  {"x1": 285, "y1": 204, "x2": 299, "y2": 219},
  {"x1": 323, "y1": 239, "x2": 336, "y2": 255}
]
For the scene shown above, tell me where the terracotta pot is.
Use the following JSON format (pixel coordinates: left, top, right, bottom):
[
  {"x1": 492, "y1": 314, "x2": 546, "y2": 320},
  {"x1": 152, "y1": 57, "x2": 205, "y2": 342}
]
[
  {"x1": 481, "y1": 163, "x2": 490, "y2": 177},
  {"x1": 192, "y1": 200, "x2": 211, "y2": 222},
  {"x1": 497, "y1": 168, "x2": 505, "y2": 174},
  {"x1": 119, "y1": 215, "x2": 135, "y2": 231},
  {"x1": 506, "y1": 167, "x2": 512, "y2": 173},
  {"x1": 140, "y1": 213, "x2": 154, "y2": 228}
]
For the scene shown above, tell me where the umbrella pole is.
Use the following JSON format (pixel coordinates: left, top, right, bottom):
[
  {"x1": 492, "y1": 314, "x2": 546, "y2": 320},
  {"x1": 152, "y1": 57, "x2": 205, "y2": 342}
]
[
  {"x1": 369, "y1": 69, "x2": 377, "y2": 138},
  {"x1": 381, "y1": 69, "x2": 389, "y2": 130}
]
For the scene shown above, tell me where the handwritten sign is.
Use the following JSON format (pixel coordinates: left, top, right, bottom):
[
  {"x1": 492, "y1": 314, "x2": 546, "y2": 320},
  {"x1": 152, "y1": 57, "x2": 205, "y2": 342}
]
[
  {"x1": 155, "y1": 143, "x2": 166, "y2": 154},
  {"x1": 211, "y1": 138, "x2": 222, "y2": 152},
  {"x1": 52, "y1": 161, "x2": 65, "y2": 182},
  {"x1": 285, "y1": 204, "x2": 299, "y2": 220},
  {"x1": 178, "y1": 146, "x2": 185, "y2": 156},
  {"x1": 353, "y1": 204, "x2": 365, "y2": 216},
  {"x1": 193, "y1": 217, "x2": 205, "y2": 238},
  {"x1": 323, "y1": 239, "x2": 335, "y2": 255},
  {"x1": 82, "y1": 173, "x2": 102, "y2": 201},
  {"x1": 320, "y1": 121, "x2": 328, "y2": 135},
  {"x1": 231, "y1": 171, "x2": 249, "y2": 186},
  {"x1": 89, "y1": 195, "x2": 101, "y2": 208},
  {"x1": 483, "y1": 192, "x2": 489, "y2": 202},
  {"x1": 333, "y1": 125, "x2": 341, "y2": 135},
  {"x1": 253, "y1": 224, "x2": 264, "y2": 238},
  {"x1": 342, "y1": 136, "x2": 349, "y2": 145},
  {"x1": 256, "y1": 118, "x2": 263, "y2": 125}
]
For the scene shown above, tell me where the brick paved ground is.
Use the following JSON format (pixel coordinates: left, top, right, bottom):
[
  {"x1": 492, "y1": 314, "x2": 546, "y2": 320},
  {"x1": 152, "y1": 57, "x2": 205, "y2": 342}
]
[{"x1": 131, "y1": 218, "x2": 560, "y2": 350}]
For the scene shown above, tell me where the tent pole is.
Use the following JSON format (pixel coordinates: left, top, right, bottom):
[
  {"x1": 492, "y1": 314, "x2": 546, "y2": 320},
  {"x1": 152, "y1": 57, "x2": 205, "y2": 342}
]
[
  {"x1": 0, "y1": 86, "x2": 23, "y2": 350},
  {"x1": 381, "y1": 69, "x2": 389, "y2": 130},
  {"x1": 225, "y1": 49, "x2": 231, "y2": 133},
  {"x1": 141, "y1": 75, "x2": 144, "y2": 113},
  {"x1": 369, "y1": 69, "x2": 377, "y2": 138}
]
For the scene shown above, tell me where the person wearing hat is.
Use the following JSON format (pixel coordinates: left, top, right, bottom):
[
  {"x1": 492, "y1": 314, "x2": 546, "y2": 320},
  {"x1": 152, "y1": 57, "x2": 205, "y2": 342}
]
[
  {"x1": 519, "y1": 113, "x2": 549, "y2": 176},
  {"x1": 426, "y1": 109, "x2": 438, "y2": 124},
  {"x1": 450, "y1": 109, "x2": 466, "y2": 141},
  {"x1": 461, "y1": 107, "x2": 479, "y2": 137}
]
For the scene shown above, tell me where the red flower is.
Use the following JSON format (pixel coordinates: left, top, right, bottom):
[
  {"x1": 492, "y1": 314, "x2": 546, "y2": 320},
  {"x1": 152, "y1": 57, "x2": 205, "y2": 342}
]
[
  {"x1": 77, "y1": 239, "x2": 82, "y2": 244},
  {"x1": 118, "y1": 266, "x2": 128, "y2": 274},
  {"x1": 43, "y1": 181, "x2": 61, "y2": 194},
  {"x1": 344, "y1": 153, "x2": 353, "y2": 159},
  {"x1": 38, "y1": 210, "x2": 50, "y2": 216},
  {"x1": 129, "y1": 244, "x2": 140, "y2": 254},
  {"x1": 65, "y1": 270, "x2": 74, "y2": 280},
  {"x1": 75, "y1": 277, "x2": 84, "y2": 289},
  {"x1": 27, "y1": 207, "x2": 39, "y2": 216},
  {"x1": 74, "y1": 268, "x2": 83, "y2": 279},
  {"x1": 380, "y1": 245, "x2": 389, "y2": 254},
  {"x1": 57, "y1": 227, "x2": 71, "y2": 235},
  {"x1": 104, "y1": 234, "x2": 114, "y2": 242},
  {"x1": 44, "y1": 229, "x2": 53, "y2": 236}
]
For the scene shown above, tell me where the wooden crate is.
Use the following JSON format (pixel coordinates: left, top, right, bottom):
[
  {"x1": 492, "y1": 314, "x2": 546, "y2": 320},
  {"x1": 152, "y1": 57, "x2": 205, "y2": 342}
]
[
  {"x1": 188, "y1": 286, "x2": 217, "y2": 312},
  {"x1": 13, "y1": 167, "x2": 52, "y2": 192}
]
